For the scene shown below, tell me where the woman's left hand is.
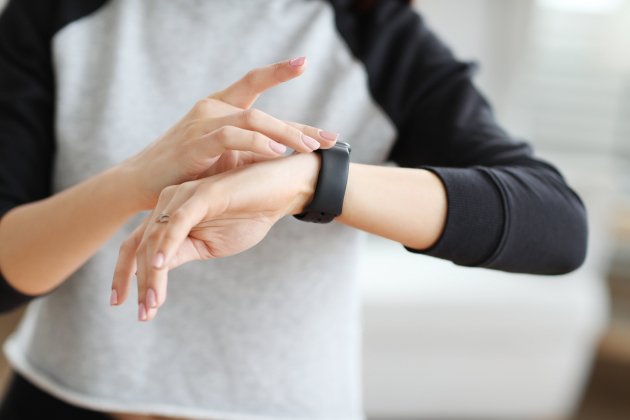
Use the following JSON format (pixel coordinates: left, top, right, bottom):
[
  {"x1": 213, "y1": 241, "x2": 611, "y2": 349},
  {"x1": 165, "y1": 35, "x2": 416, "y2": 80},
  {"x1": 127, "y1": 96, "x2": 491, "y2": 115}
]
[{"x1": 111, "y1": 152, "x2": 320, "y2": 321}]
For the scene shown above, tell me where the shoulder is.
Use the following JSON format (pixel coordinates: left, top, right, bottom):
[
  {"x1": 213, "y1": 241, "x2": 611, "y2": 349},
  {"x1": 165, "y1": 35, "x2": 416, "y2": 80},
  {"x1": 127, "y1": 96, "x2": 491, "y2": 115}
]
[{"x1": 0, "y1": 0, "x2": 109, "y2": 37}]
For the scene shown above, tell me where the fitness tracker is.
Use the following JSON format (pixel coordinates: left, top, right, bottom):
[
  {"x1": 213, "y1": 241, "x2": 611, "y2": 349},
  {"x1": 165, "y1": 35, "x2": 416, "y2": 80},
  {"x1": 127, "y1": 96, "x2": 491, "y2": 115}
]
[{"x1": 294, "y1": 141, "x2": 351, "y2": 223}]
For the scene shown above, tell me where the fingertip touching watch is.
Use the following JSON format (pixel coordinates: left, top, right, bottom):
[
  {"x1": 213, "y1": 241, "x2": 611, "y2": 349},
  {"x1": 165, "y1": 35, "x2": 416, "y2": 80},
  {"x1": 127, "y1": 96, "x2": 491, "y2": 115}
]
[{"x1": 294, "y1": 141, "x2": 351, "y2": 224}]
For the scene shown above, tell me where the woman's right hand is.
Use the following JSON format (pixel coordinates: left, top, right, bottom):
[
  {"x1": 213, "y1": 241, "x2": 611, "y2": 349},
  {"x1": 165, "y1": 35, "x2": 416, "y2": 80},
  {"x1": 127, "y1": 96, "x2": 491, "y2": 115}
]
[{"x1": 120, "y1": 57, "x2": 339, "y2": 210}]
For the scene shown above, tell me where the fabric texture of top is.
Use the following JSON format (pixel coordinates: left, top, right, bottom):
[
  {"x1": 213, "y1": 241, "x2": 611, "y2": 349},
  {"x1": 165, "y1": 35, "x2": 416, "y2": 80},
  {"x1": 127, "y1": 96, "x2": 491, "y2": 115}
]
[{"x1": 0, "y1": 0, "x2": 588, "y2": 419}]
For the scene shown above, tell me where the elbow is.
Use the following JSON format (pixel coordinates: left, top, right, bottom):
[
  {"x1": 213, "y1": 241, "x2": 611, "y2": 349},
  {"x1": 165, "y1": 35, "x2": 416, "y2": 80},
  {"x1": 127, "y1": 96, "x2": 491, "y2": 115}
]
[
  {"x1": 0, "y1": 271, "x2": 38, "y2": 314},
  {"x1": 487, "y1": 194, "x2": 589, "y2": 275},
  {"x1": 552, "y1": 243, "x2": 587, "y2": 275},
  {"x1": 548, "y1": 201, "x2": 589, "y2": 275}
]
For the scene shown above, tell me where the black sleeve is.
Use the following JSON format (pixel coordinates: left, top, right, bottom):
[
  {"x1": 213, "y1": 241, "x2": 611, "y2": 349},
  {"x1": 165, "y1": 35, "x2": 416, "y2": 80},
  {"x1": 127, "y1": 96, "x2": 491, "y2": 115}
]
[
  {"x1": 0, "y1": 0, "x2": 114, "y2": 312},
  {"x1": 329, "y1": 0, "x2": 587, "y2": 274},
  {"x1": 0, "y1": 0, "x2": 57, "y2": 312}
]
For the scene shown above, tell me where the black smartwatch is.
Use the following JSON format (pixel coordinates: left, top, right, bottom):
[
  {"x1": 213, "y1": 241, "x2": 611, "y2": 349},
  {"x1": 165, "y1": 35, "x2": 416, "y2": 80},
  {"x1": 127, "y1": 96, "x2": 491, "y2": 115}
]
[{"x1": 294, "y1": 141, "x2": 351, "y2": 223}]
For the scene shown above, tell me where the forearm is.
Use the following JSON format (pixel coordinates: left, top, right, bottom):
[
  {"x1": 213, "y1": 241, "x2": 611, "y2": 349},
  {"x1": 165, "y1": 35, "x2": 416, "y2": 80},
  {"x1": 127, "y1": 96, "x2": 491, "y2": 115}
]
[
  {"x1": 0, "y1": 165, "x2": 143, "y2": 296},
  {"x1": 337, "y1": 163, "x2": 447, "y2": 250},
  {"x1": 288, "y1": 154, "x2": 447, "y2": 248},
  {"x1": 291, "y1": 154, "x2": 447, "y2": 246}
]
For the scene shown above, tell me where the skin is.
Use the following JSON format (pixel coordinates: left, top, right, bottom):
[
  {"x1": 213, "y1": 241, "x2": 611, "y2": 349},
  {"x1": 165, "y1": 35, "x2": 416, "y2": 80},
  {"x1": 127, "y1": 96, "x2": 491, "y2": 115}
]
[
  {"x1": 112, "y1": 138, "x2": 448, "y2": 322},
  {"x1": 109, "y1": 155, "x2": 450, "y2": 407},
  {"x1": 0, "y1": 57, "x2": 336, "y2": 296}
]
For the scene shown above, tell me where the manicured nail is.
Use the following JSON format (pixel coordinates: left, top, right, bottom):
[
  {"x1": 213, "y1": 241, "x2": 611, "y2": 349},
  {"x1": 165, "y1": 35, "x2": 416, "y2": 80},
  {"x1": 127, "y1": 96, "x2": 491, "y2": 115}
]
[
  {"x1": 301, "y1": 134, "x2": 320, "y2": 150},
  {"x1": 269, "y1": 141, "x2": 287, "y2": 154},
  {"x1": 152, "y1": 252, "x2": 164, "y2": 269},
  {"x1": 110, "y1": 289, "x2": 118, "y2": 306},
  {"x1": 289, "y1": 56, "x2": 306, "y2": 67},
  {"x1": 318, "y1": 130, "x2": 339, "y2": 141},
  {"x1": 138, "y1": 303, "x2": 148, "y2": 321},
  {"x1": 146, "y1": 288, "x2": 158, "y2": 309}
]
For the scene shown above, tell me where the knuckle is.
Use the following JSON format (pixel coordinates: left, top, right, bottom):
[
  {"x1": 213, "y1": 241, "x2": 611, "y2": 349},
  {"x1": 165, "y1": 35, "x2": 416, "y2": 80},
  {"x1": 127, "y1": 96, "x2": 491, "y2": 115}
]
[
  {"x1": 285, "y1": 124, "x2": 299, "y2": 142},
  {"x1": 242, "y1": 69, "x2": 257, "y2": 87},
  {"x1": 205, "y1": 95, "x2": 222, "y2": 105},
  {"x1": 273, "y1": 62, "x2": 284, "y2": 81},
  {"x1": 214, "y1": 125, "x2": 235, "y2": 143},
  {"x1": 147, "y1": 229, "x2": 162, "y2": 243},
  {"x1": 170, "y1": 208, "x2": 187, "y2": 223},
  {"x1": 157, "y1": 186, "x2": 175, "y2": 203},
  {"x1": 193, "y1": 98, "x2": 213, "y2": 114},
  {"x1": 119, "y1": 238, "x2": 134, "y2": 254},
  {"x1": 285, "y1": 121, "x2": 302, "y2": 132},
  {"x1": 241, "y1": 108, "x2": 256, "y2": 127},
  {"x1": 161, "y1": 231, "x2": 176, "y2": 246},
  {"x1": 241, "y1": 108, "x2": 260, "y2": 127},
  {"x1": 177, "y1": 180, "x2": 194, "y2": 194}
]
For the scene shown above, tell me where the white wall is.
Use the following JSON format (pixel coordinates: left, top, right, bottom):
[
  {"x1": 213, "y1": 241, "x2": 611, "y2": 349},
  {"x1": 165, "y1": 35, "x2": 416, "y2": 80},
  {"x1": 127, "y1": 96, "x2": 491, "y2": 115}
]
[
  {"x1": 416, "y1": 0, "x2": 533, "y2": 120},
  {"x1": 419, "y1": 0, "x2": 630, "y2": 160},
  {"x1": 419, "y1": 0, "x2": 630, "y2": 158}
]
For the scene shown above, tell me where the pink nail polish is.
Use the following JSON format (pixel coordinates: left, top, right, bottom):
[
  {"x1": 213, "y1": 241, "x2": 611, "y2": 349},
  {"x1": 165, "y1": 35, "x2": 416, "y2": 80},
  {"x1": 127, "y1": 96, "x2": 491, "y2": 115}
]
[
  {"x1": 318, "y1": 130, "x2": 339, "y2": 141},
  {"x1": 110, "y1": 289, "x2": 118, "y2": 306},
  {"x1": 138, "y1": 303, "x2": 148, "y2": 321},
  {"x1": 146, "y1": 288, "x2": 158, "y2": 309},
  {"x1": 289, "y1": 56, "x2": 306, "y2": 67},
  {"x1": 153, "y1": 252, "x2": 164, "y2": 269},
  {"x1": 269, "y1": 141, "x2": 287, "y2": 154},
  {"x1": 302, "y1": 134, "x2": 320, "y2": 151}
]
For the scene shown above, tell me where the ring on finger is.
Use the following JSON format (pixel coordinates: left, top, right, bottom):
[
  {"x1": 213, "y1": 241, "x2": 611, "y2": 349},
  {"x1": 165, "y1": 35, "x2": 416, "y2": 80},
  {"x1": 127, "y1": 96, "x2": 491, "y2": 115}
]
[{"x1": 156, "y1": 212, "x2": 170, "y2": 223}]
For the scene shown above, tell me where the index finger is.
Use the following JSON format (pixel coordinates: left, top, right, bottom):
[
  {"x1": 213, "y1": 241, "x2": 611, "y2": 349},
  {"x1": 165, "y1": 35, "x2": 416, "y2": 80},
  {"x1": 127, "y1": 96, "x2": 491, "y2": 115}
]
[{"x1": 211, "y1": 56, "x2": 307, "y2": 109}]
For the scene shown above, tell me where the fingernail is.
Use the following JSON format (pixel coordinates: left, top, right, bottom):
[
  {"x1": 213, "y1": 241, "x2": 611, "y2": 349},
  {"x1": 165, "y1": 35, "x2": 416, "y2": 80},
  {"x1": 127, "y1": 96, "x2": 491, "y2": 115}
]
[
  {"x1": 301, "y1": 134, "x2": 320, "y2": 150},
  {"x1": 289, "y1": 56, "x2": 306, "y2": 67},
  {"x1": 269, "y1": 141, "x2": 287, "y2": 154},
  {"x1": 152, "y1": 252, "x2": 164, "y2": 269},
  {"x1": 146, "y1": 288, "x2": 158, "y2": 309},
  {"x1": 138, "y1": 303, "x2": 148, "y2": 322},
  {"x1": 318, "y1": 130, "x2": 339, "y2": 141},
  {"x1": 110, "y1": 289, "x2": 118, "y2": 306}
]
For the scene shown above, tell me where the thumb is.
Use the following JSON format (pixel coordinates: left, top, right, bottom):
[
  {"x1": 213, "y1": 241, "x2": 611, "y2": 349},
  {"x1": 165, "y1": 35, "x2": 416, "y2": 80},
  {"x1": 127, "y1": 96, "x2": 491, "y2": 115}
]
[{"x1": 210, "y1": 56, "x2": 307, "y2": 109}]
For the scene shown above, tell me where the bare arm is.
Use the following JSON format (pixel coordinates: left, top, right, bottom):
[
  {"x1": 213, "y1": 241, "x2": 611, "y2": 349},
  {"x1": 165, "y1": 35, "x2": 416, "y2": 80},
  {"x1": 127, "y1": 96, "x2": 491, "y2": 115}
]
[
  {"x1": 0, "y1": 166, "x2": 142, "y2": 295},
  {"x1": 337, "y1": 162, "x2": 446, "y2": 251}
]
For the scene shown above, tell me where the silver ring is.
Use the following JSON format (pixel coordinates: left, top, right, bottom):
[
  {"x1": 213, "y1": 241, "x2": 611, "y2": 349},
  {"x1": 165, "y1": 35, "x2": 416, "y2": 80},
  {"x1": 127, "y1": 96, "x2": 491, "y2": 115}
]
[{"x1": 156, "y1": 212, "x2": 170, "y2": 223}]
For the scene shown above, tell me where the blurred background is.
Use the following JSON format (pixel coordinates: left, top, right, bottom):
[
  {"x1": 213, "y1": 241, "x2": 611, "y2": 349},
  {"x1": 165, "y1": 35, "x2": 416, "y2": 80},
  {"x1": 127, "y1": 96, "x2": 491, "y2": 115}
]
[
  {"x1": 360, "y1": 0, "x2": 630, "y2": 419},
  {"x1": 0, "y1": 0, "x2": 628, "y2": 419}
]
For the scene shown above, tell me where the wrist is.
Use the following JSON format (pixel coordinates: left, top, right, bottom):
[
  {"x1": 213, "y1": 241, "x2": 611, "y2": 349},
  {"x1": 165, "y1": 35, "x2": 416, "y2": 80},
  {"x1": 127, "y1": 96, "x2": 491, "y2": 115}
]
[
  {"x1": 292, "y1": 141, "x2": 351, "y2": 223},
  {"x1": 106, "y1": 164, "x2": 152, "y2": 213}
]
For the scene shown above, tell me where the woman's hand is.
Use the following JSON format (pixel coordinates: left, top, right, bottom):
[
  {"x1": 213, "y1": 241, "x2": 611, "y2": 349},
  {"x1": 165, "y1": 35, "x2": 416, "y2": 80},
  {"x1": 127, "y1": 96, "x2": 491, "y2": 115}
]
[
  {"x1": 120, "y1": 57, "x2": 338, "y2": 209},
  {"x1": 111, "y1": 152, "x2": 321, "y2": 321}
]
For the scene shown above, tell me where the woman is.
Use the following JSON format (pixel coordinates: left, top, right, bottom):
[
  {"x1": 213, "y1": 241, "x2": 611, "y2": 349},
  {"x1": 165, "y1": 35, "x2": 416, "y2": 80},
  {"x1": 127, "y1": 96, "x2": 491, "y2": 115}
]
[{"x1": 0, "y1": 0, "x2": 587, "y2": 419}]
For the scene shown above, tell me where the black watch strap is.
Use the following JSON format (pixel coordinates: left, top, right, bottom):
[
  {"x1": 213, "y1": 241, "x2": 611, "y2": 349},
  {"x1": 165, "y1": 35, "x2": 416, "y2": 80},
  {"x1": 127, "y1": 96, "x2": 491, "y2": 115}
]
[{"x1": 294, "y1": 141, "x2": 351, "y2": 223}]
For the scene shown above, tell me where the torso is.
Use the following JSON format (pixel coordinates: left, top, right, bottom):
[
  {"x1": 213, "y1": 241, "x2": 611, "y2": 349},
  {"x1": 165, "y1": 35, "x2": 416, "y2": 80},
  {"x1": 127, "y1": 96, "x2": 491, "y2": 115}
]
[{"x1": 4, "y1": 1, "x2": 397, "y2": 419}]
